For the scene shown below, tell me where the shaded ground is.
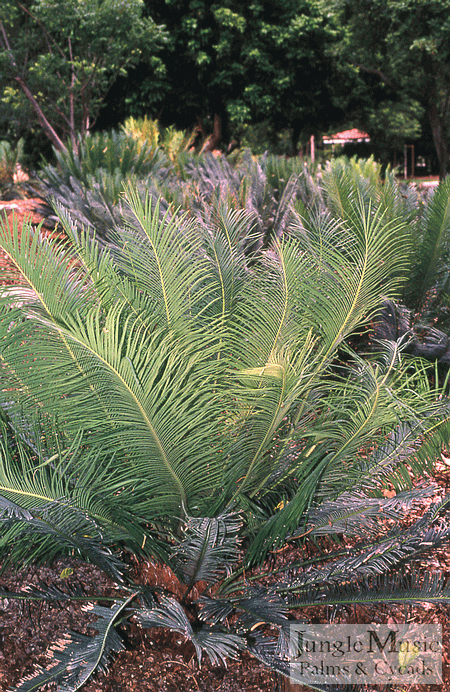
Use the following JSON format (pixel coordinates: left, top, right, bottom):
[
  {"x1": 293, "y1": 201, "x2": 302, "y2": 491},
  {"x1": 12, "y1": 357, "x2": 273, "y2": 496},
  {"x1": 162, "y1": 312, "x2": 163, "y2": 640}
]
[{"x1": 0, "y1": 198, "x2": 450, "y2": 691}]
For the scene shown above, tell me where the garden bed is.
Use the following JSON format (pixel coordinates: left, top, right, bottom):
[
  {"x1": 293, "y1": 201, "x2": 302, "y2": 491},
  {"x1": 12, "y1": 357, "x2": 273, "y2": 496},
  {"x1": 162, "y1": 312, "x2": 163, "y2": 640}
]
[
  {"x1": 1, "y1": 460, "x2": 450, "y2": 691},
  {"x1": 1, "y1": 195, "x2": 450, "y2": 692}
]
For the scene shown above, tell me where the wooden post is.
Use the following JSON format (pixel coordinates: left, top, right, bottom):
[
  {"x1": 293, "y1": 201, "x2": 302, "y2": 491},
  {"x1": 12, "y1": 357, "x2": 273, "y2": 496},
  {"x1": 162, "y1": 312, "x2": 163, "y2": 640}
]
[
  {"x1": 404, "y1": 144, "x2": 414, "y2": 179},
  {"x1": 310, "y1": 135, "x2": 315, "y2": 162}
]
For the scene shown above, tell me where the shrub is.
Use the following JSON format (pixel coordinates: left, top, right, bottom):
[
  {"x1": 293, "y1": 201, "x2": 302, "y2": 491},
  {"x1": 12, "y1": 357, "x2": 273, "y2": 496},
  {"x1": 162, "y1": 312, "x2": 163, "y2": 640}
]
[{"x1": 1, "y1": 171, "x2": 449, "y2": 689}]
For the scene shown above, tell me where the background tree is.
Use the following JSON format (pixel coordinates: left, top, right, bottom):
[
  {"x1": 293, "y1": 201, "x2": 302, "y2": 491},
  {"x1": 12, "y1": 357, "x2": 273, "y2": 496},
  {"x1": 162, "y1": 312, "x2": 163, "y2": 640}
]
[
  {"x1": 99, "y1": 0, "x2": 343, "y2": 153},
  {"x1": 0, "y1": 0, "x2": 167, "y2": 154},
  {"x1": 333, "y1": 0, "x2": 450, "y2": 177}
]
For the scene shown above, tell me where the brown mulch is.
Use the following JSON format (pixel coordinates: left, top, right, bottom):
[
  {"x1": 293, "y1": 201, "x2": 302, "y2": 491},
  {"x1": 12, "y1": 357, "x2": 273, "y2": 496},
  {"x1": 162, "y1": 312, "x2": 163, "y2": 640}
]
[
  {"x1": 0, "y1": 198, "x2": 51, "y2": 237},
  {"x1": 0, "y1": 198, "x2": 450, "y2": 691},
  {"x1": 0, "y1": 560, "x2": 277, "y2": 692},
  {"x1": 2, "y1": 472, "x2": 450, "y2": 692}
]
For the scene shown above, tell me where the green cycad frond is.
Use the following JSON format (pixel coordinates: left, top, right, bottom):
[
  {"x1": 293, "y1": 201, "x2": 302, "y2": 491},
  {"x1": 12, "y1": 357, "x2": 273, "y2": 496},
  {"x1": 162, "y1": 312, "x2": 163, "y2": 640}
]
[
  {"x1": 0, "y1": 432, "x2": 127, "y2": 578},
  {"x1": 12, "y1": 596, "x2": 133, "y2": 692},
  {"x1": 0, "y1": 418, "x2": 171, "y2": 569},
  {"x1": 0, "y1": 234, "x2": 230, "y2": 520},
  {"x1": 289, "y1": 204, "x2": 346, "y2": 265},
  {"x1": 0, "y1": 214, "x2": 136, "y2": 432},
  {"x1": 275, "y1": 500, "x2": 450, "y2": 600},
  {"x1": 195, "y1": 201, "x2": 254, "y2": 324},
  {"x1": 51, "y1": 201, "x2": 125, "y2": 309},
  {"x1": 35, "y1": 311, "x2": 226, "y2": 516},
  {"x1": 284, "y1": 570, "x2": 450, "y2": 611},
  {"x1": 340, "y1": 351, "x2": 450, "y2": 491},
  {"x1": 0, "y1": 581, "x2": 98, "y2": 604},
  {"x1": 313, "y1": 350, "x2": 449, "y2": 478},
  {"x1": 172, "y1": 511, "x2": 242, "y2": 590},
  {"x1": 189, "y1": 629, "x2": 244, "y2": 667},
  {"x1": 302, "y1": 484, "x2": 437, "y2": 538},
  {"x1": 0, "y1": 500, "x2": 126, "y2": 581},
  {"x1": 233, "y1": 588, "x2": 289, "y2": 630},
  {"x1": 378, "y1": 168, "x2": 419, "y2": 227},
  {"x1": 230, "y1": 236, "x2": 315, "y2": 366},
  {"x1": 204, "y1": 235, "x2": 320, "y2": 503},
  {"x1": 136, "y1": 594, "x2": 244, "y2": 666},
  {"x1": 226, "y1": 337, "x2": 319, "y2": 503},
  {"x1": 321, "y1": 157, "x2": 370, "y2": 224},
  {"x1": 323, "y1": 156, "x2": 396, "y2": 222},
  {"x1": 0, "y1": 427, "x2": 105, "y2": 515},
  {"x1": 117, "y1": 187, "x2": 209, "y2": 331},
  {"x1": 54, "y1": 201, "x2": 188, "y2": 343},
  {"x1": 198, "y1": 588, "x2": 289, "y2": 653},
  {"x1": 407, "y1": 176, "x2": 450, "y2": 312},
  {"x1": 241, "y1": 341, "x2": 445, "y2": 564},
  {"x1": 305, "y1": 197, "x2": 410, "y2": 360},
  {"x1": 0, "y1": 212, "x2": 95, "y2": 321}
]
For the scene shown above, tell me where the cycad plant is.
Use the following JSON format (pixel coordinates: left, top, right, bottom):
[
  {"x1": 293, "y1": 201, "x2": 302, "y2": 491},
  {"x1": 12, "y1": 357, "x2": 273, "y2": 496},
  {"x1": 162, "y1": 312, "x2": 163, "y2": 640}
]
[
  {"x1": 39, "y1": 136, "x2": 315, "y2": 248},
  {"x1": 0, "y1": 181, "x2": 450, "y2": 691},
  {"x1": 0, "y1": 138, "x2": 25, "y2": 197},
  {"x1": 320, "y1": 156, "x2": 450, "y2": 331},
  {"x1": 404, "y1": 176, "x2": 450, "y2": 325},
  {"x1": 122, "y1": 115, "x2": 161, "y2": 151}
]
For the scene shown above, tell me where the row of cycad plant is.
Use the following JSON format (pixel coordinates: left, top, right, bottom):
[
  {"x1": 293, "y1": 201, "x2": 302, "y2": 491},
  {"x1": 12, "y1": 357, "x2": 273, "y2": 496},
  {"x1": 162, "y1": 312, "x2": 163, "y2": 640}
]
[
  {"x1": 0, "y1": 151, "x2": 450, "y2": 690},
  {"x1": 41, "y1": 131, "x2": 450, "y2": 327}
]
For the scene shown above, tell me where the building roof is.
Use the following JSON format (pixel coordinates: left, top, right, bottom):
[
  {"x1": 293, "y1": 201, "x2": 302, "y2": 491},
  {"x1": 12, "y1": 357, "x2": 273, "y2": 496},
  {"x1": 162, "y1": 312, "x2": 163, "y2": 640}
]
[{"x1": 323, "y1": 128, "x2": 370, "y2": 144}]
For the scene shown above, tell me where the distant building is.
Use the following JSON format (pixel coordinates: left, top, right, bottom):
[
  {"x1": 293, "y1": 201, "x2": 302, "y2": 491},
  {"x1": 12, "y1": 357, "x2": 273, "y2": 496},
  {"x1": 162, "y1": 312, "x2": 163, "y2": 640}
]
[{"x1": 323, "y1": 128, "x2": 371, "y2": 145}]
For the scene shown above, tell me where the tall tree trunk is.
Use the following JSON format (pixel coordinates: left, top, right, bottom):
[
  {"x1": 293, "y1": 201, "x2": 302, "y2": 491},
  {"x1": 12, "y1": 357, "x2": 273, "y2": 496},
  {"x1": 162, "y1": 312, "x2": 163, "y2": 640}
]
[
  {"x1": 428, "y1": 103, "x2": 449, "y2": 181},
  {"x1": 67, "y1": 37, "x2": 79, "y2": 155},
  {"x1": 0, "y1": 21, "x2": 67, "y2": 153},
  {"x1": 200, "y1": 113, "x2": 222, "y2": 153},
  {"x1": 15, "y1": 77, "x2": 67, "y2": 153}
]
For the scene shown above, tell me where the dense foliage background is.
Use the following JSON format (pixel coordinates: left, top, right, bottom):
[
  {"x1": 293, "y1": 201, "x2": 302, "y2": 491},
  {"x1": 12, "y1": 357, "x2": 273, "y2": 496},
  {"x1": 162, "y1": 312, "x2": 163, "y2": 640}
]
[{"x1": 1, "y1": 0, "x2": 450, "y2": 171}]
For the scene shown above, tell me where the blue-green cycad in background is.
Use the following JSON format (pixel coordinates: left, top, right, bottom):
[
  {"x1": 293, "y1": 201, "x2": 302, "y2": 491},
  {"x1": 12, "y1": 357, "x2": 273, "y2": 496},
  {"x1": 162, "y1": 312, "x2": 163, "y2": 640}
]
[
  {"x1": 39, "y1": 136, "x2": 312, "y2": 251},
  {"x1": 321, "y1": 157, "x2": 450, "y2": 330},
  {"x1": 1, "y1": 177, "x2": 450, "y2": 691},
  {"x1": 405, "y1": 176, "x2": 450, "y2": 321}
]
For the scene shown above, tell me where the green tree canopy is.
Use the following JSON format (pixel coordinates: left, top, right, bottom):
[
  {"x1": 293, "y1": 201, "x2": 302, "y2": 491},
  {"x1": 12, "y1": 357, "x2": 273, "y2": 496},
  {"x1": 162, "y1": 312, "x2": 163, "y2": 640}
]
[
  {"x1": 112, "y1": 0, "x2": 343, "y2": 152},
  {"x1": 333, "y1": 0, "x2": 450, "y2": 177},
  {"x1": 0, "y1": 0, "x2": 167, "y2": 153}
]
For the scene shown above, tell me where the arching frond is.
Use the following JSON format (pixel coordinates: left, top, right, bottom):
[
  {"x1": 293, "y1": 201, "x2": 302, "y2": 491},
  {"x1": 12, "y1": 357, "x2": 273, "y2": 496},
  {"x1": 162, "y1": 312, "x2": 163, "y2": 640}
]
[
  {"x1": 172, "y1": 511, "x2": 242, "y2": 590},
  {"x1": 407, "y1": 177, "x2": 450, "y2": 312},
  {"x1": 136, "y1": 594, "x2": 244, "y2": 666},
  {"x1": 12, "y1": 596, "x2": 133, "y2": 692}
]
